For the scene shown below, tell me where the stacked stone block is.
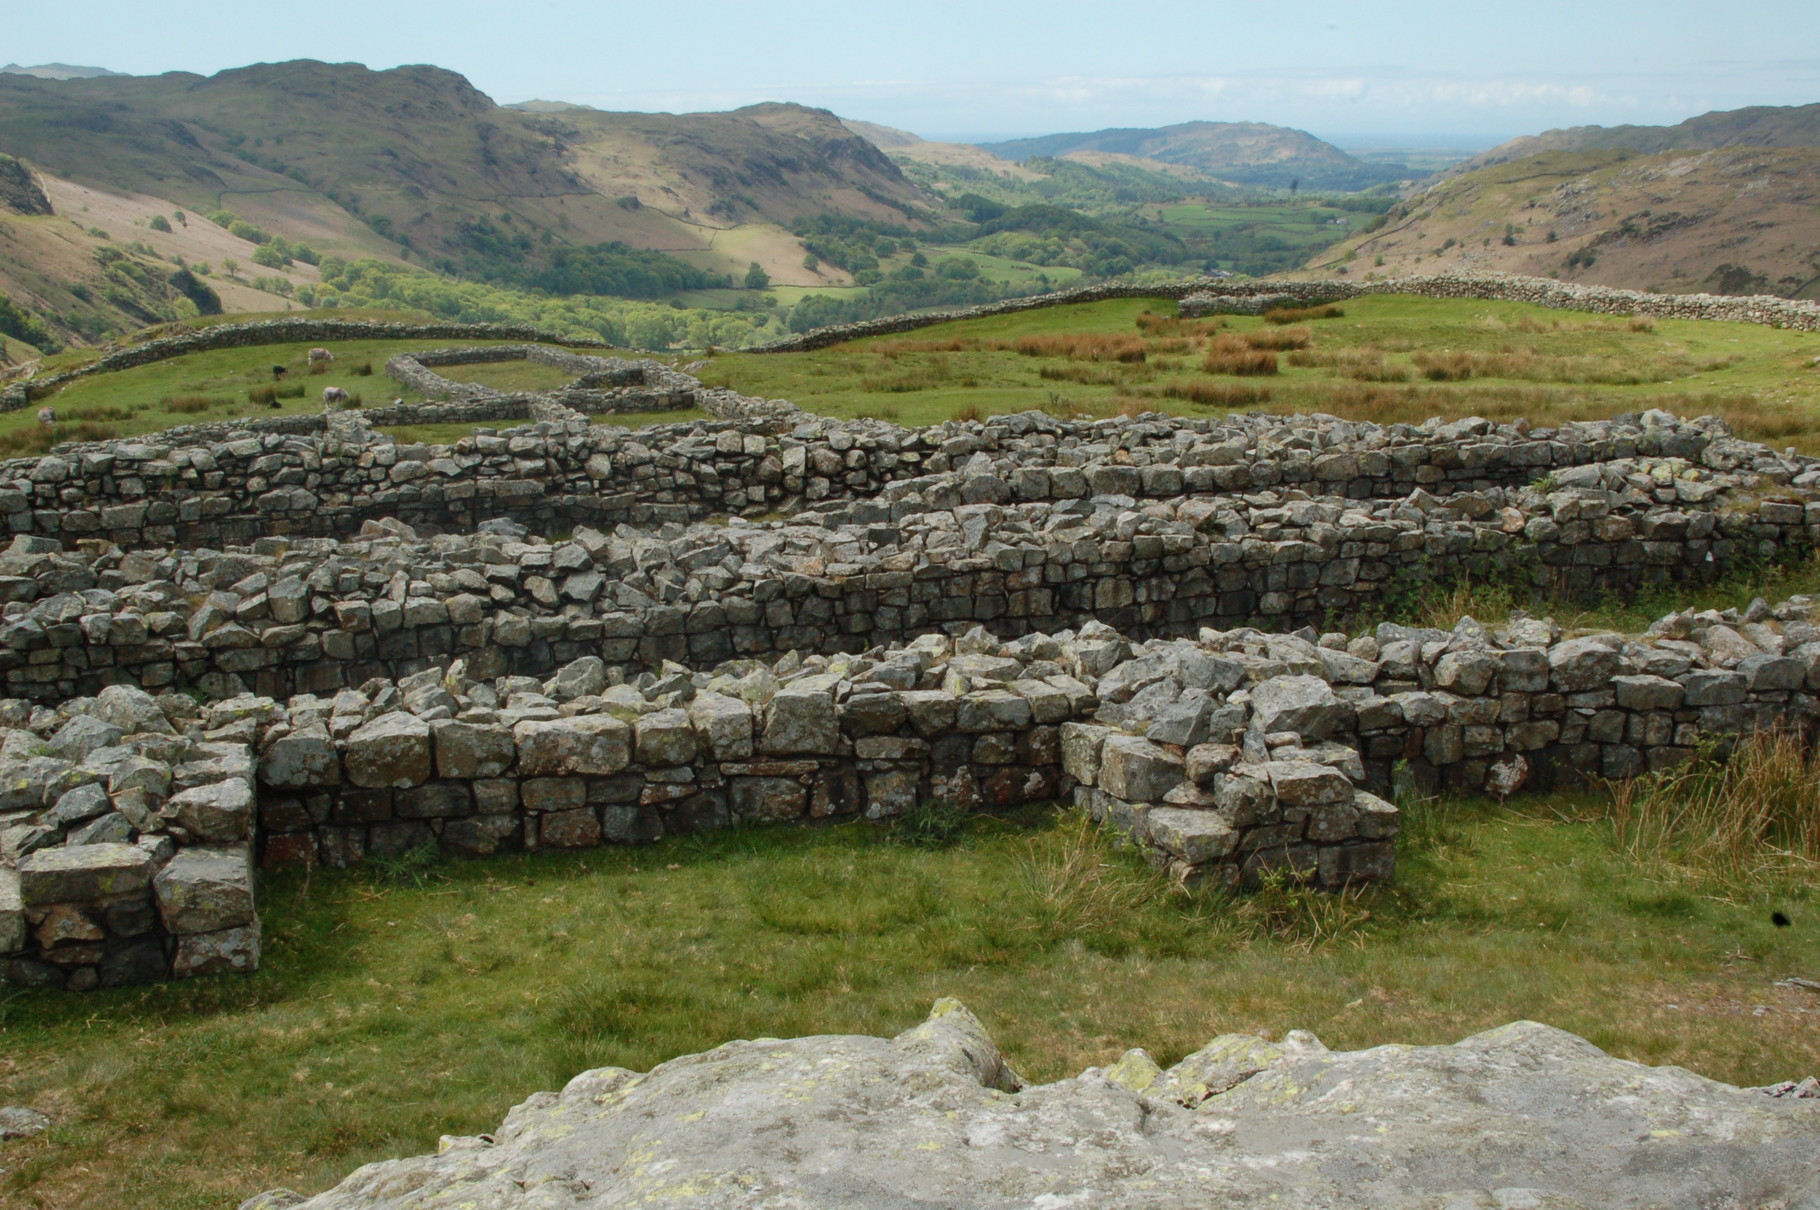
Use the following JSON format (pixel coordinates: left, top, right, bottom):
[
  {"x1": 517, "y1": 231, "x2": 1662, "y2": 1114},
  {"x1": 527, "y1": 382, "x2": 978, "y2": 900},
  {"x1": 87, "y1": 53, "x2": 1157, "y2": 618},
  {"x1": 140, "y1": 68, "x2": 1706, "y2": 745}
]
[{"x1": 1, "y1": 687, "x2": 259, "y2": 989}]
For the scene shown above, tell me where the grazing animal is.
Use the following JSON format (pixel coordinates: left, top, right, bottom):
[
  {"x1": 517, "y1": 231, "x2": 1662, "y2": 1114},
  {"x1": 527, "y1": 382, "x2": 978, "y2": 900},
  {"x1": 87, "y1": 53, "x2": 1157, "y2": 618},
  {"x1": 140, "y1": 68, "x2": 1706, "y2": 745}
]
[
  {"x1": 307, "y1": 348, "x2": 334, "y2": 365},
  {"x1": 265, "y1": 395, "x2": 282, "y2": 410},
  {"x1": 322, "y1": 386, "x2": 351, "y2": 407},
  {"x1": 35, "y1": 406, "x2": 55, "y2": 426},
  {"x1": 272, "y1": 365, "x2": 288, "y2": 378}
]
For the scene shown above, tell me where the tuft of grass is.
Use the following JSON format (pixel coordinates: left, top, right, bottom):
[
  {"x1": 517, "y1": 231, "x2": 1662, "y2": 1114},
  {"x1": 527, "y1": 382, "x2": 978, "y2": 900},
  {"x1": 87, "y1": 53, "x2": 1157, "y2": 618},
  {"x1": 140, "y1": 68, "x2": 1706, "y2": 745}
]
[
  {"x1": 1135, "y1": 310, "x2": 1226, "y2": 336},
  {"x1": 1204, "y1": 335, "x2": 1279, "y2": 376},
  {"x1": 1263, "y1": 303, "x2": 1346, "y2": 324},
  {"x1": 888, "y1": 800, "x2": 973, "y2": 849},
  {"x1": 871, "y1": 337, "x2": 980, "y2": 357},
  {"x1": 1608, "y1": 730, "x2": 1820, "y2": 883},
  {"x1": 1015, "y1": 810, "x2": 1178, "y2": 943},
  {"x1": 950, "y1": 402, "x2": 984, "y2": 423},
  {"x1": 163, "y1": 394, "x2": 229, "y2": 414},
  {"x1": 1241, "y1": 326, "x2": 1313, "y2": 352},
  {"x1": 1155, "y1": 378, "x2": 1272, "y2": 408},
  {"x1": 1012, "y1": 332, "x2": 1147, "y2": 363}
]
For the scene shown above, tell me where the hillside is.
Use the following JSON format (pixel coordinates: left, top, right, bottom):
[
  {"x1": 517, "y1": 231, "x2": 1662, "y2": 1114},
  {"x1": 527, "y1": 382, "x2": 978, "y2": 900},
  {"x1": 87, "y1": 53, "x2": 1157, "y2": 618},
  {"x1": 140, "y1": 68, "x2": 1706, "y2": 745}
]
[
  {"x1": 1307, "y1": 146, "x2": 1820, "y2": 298},
  {"x1": 841, "y1": 120, "x2": 1047, "y2": 180},
  {"x1": 1454, "y1": 103, "x2": 1820, "y2": 175},
  {"x1": 0, "y1": 61, "x2": 939, "y2": 342},
  {"x1": 981, "y1": 121, "x2": 1410, "y2": 190}
]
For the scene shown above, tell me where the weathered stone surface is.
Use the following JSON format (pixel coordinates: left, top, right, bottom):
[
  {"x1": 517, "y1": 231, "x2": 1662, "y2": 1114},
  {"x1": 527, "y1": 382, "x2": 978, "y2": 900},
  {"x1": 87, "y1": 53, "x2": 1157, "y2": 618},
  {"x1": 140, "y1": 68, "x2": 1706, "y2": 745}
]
[
  {"x1": 275, "y1": 1000, "x2": 1820, "y2": 1210},
  {"x1": 0, "y1": 1105, "x2": 50, "y2": 1141},
  {"x1": 164, "y1": 777, "x2": 254, "y2": 842},
  {"x1": 728, "y1": 776, "x2": 805, "y2": 823},
  {"x1": 0, "y1": 866, "x2": 22, "y2": 954},
  {"x1": 1097, "y1": 736, "x2": 1183, "y2": 802},
  {"x1": 344, "y1": 713, "x2": 433, "y2": 788},
  {"x1": 687, "y1": 692, "x2": 753, "y2": 761},
  {"x1": 47, "y1": 715, "x2": 124, "y2": 762},
  {"x1": 635, "y1": 709, "x2": 698, "y2": 766},
  {"x1": 262, "y1": 725, "x2": 340, "y2": 788},
  {"x1": 1549, "y1": 637, "x2": 1621, "y2": 692},
  {"x1": 18, "y1": 843, "x2": 153, "y2": 906},
  {"x1": 1612, "y1": 674, "x2": 1684, "y2": 711},
  {"x1": 514, "y1": 716, "x2": 631, "y2": 777},
  {"x1": 1060, "y1": 722, "x2": 1113, "y2": 785},
  {"x1": 431, "y1": 721, "x2": 515, "y2": 779},
  {"x1": 1265, "y1": 760, "x2": 1353, "y2": 807},
  {"x1": 92, "y1": 684, "x2": 173, "y2": 735},
  {"x1": 1250, "y1": 675, "x2": 1343, "y2": 740},
  {"x1": 154, "y1": 846, "x2": 256, "y2": 934},
  {"x1": 172, "y1": 918, "x2": 261, "y2": 978},
  {"x1": 762, "y1": 687, "x2": 838, "y2": 756},
  {"x1": 1145, "y1": 807, "x2": 1239, "y2": 864}
]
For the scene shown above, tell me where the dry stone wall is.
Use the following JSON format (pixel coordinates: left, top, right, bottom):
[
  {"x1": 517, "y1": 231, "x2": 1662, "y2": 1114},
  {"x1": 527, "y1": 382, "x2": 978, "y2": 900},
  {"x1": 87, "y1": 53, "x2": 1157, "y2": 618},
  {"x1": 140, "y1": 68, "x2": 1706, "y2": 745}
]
[
  {"x1": 10, "y1": 276, "x2": 1820, "y2": 991},
  {"x1": 0, "y1": 686, "x2": 259, "y2": 990},
  {"x1": 0, "y1": 318, "x2": 609, "y2": 410},
  {"x1": 758, "y1": 269, "x2": 1820, "y2": 352},
  {"x1": 13, "y1": 579, "x2": 1820, "y2": 989},
  {"x1": 0, "y1": 411, "x2": 1810, "y2": 705}
]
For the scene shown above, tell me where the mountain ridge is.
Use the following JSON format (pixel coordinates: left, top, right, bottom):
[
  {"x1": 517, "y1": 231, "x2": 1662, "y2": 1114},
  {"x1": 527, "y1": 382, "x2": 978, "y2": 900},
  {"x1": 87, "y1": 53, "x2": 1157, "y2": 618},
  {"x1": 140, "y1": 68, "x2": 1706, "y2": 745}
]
[
  {"x1": 981, "y1": 120, "x2": 1410, "y2": 190},
  {"x1": 1454, "y1": 103, "x2": 1820, "y2": 175}
]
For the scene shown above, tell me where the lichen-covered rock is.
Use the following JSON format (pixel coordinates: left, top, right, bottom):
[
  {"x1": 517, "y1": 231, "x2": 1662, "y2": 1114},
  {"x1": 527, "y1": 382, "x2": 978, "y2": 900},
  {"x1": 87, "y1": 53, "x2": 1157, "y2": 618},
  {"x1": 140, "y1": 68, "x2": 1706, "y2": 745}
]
[
  {"x1": 514, "y1": 716, "x2": 631, "y2": 777},
  {"x1": 272, "y1": 1000, "x2": 1820, "y2": 1210},
  {"x1": 261, "y1": 725, "x2": 340, "y2": 789},
  {"x1": 761, "y1": 687, "x2": 838, "y2": 755},
  {"x1": 0, "y1": 866, "x2": 22, "y2": 954},
  {"x1": 344, "y1": 713, "x2": 432, "y2": 788},
  {"x1": 172, "y1": 918, "x2": 260, "y2": 978},
  {"x1": 16, "y1": 842, "x2": 153, "y2": 905},
  {"x1": 154, "y1": 847, "x2": 256, "y2": 935},
  {"x1": 163, "y1": 777, "x2": 254, "y2": 843},
  {"x1": 1097, "y1": 735, "x2": 1183, "y2": 802},
  {"x1": 431, "y1": 720, "x2": 514, "y2": 779},
  {"x1": 1250, "y1": 674, "x2": 1343, "y2": 740}
]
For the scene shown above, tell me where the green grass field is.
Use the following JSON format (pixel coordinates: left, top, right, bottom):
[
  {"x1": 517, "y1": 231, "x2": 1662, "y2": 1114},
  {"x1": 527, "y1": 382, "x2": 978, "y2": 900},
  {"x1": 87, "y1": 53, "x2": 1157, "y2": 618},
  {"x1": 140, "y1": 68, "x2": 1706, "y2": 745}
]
[
  {"x1": 1, "y1": 793, "x2": 1813, "y2": 1210},
  {"x1": 14, "y1": 293, "x2": 1820, "y2": 454},
  {"x1": 434, "y1": 360, "x2": 581, "y2": 393},
  {"x1": 8, "y1": 339, "x2": 583, "y2": 455},
  {"x1": 700, "y1": 294, "x2": 1820, "y2": 446}
]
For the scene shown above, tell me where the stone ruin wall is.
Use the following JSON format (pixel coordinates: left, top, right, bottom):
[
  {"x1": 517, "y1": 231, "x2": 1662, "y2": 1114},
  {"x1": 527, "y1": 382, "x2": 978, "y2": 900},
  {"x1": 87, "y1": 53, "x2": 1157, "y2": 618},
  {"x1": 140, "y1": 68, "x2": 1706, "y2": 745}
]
[
  {"x1": 0, "y1": 409, "x2": 1810, "y2": 706},
  {"x1": 6, "y1": 271, "x2": 1820, "y2": 990},
  {"x1": 751, "y1": 269, "x2": 1820, "y2": 352},
  {"x1": 0, "y1": 318, "x2": 612, "y2": 411}
]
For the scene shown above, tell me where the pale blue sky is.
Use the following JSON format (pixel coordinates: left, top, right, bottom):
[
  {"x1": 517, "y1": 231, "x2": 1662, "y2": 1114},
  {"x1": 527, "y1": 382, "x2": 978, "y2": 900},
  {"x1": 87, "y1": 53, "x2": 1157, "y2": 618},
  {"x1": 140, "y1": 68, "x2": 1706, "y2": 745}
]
[{"x1": 8, "y1": 0, "x2": 1819, "y2": 144}]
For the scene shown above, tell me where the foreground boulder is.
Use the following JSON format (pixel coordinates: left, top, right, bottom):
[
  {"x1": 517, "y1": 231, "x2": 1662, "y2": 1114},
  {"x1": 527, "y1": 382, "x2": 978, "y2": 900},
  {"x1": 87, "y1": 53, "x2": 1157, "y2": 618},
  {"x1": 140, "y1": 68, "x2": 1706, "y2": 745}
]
[{"x1": 265, "y1": 1001, "x2": 1818, "y2": 1209}]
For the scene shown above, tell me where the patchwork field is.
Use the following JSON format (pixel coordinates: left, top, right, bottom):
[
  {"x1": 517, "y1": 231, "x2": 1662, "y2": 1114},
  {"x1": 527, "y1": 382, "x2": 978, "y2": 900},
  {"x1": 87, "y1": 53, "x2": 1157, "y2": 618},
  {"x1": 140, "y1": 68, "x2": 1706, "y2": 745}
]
[{"x1": 702, "y1": 294, "x2": 1820, "y2": 449}]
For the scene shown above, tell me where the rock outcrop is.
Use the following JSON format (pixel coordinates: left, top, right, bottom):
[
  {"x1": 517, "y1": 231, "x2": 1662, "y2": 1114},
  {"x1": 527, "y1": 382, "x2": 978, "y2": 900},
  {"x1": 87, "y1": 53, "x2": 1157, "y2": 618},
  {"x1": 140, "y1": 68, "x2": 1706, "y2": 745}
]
[{"x1": 263, "y1": 1000, "x2": 1820, "y2": 1209}]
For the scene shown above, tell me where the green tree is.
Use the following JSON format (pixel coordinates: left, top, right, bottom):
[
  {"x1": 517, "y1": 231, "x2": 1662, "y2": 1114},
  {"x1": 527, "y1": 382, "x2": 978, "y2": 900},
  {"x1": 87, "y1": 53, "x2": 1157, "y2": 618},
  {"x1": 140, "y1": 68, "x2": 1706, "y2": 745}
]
[
  {"x1": 148, "y1": 215, "x2": 172, "y2": 234},
  {"x1": 802, "y1": 252, "x2": 820, "y2": 272},
  {"x1": 744, "y1": 261, "x2": 771, "y2": 290}
]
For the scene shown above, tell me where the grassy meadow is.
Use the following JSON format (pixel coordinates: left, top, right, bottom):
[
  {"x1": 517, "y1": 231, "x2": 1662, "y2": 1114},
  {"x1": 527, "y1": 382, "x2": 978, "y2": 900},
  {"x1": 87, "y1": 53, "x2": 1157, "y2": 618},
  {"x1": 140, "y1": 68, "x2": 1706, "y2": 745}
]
[
  {"x1": 2, "y1": 784, "x2": 1818, "y2": 1210},
  {"x1": 4, "y1": 338, "x2": 576, "y2": 457},
  {"x1": 702, "y1": 294, "x2": 1820, "y2": 449},
  {"x1": 14, "y1": 292, "x2": 1820, "y2": 456}
]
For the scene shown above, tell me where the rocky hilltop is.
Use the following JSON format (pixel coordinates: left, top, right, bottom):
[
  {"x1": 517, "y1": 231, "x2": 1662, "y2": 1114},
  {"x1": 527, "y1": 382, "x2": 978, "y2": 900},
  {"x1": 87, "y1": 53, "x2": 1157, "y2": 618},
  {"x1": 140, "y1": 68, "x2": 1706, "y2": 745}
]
[{"x1": 254, "y1": 1000, "x2": 1819, "y2": 1209}]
